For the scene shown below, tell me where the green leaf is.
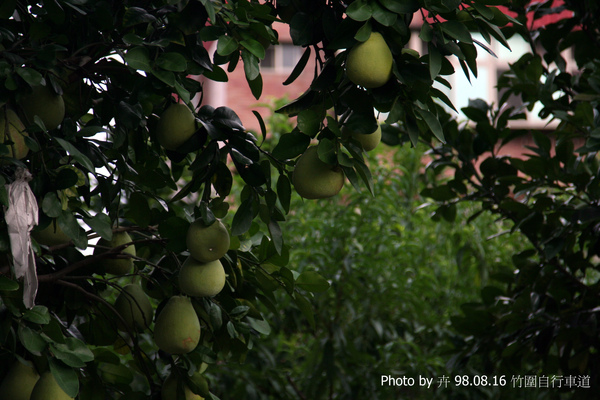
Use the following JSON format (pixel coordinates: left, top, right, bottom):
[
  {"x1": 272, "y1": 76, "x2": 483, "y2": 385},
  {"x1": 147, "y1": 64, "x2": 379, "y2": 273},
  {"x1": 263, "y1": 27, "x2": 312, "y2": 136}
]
[
  {"x1": 441, "y1": 20, "x2": 473, "y2": 43},
  {"x1": 296, "y1": 271, "x2": 330, "y2": 293},
  {"x1": 54, "y1": 168, "x2": 78, "y2": 190},
  {"x1": 278, "y1": 267, "x2": 295, "y2": 293},
  {"x1": 64, "y1": 337, "x2": 94, "y2": 363},
  {"x1": 125, "y1": 192, "x2": 151, "y2": 228},
  {"x1": 272, "y1": 130, "x2": 310, "y2": 160},
  {"x1": 459, "y1": 41, "x2": 478, "y2": 78},
  {"x1": 293, "y1": 293, "x2": 315, "y2": 330},
  {"x1": 276, "y1": 94, "x2": 316, "y2": 117},
  {"x1": 406, "y1": 114, "x2": 419, "y2": 147},
  {"x1": 297, "y1": 109, "x2": 321, "y2": 136},
  {"x1": 283, "y1": 46, "x2": 311, "y2": 86},
  {"x1": 247, "y1": 317, "x2": 271, "y2": 335},
  {"x1": 50, "y1": 342, "x2": 87, "y2": 368},
  {"x1": 122, "y1": 33, "x2": 143, "y2": 45},
  {"x1": 42, "y1": 192, "x2": 62, "y2": 218},
  {"x1": 346, "y1": 0, "x2": 373, "y2": 22},
  {"x1": 0, "y1": 275, "x2": 19, "y2": 291},
  {"x1": 23, "y1": 305, "x2": 51, "y2": 324},
  {"x1": 97, "y1": 362, "x2": 134, "y2": 385},
  {"x1": 124, "y1": 47, "x2": 151, "y2": 72},
  {"x1": 415, "y1": 108, "x2": 445, "y2": 143},
  {"x1": 379, "y1": 0, "x2": 419, "y2": 13},
  {"x1": 276, "y1": 175, "x2": 291, "y2": 214},
  {"x1": 58, "y1": 211, "x2": 87, "y2": 250},
  {"x1": 317, "y1": 138, "x2": 336, "y2": 165},
  {"x1": 241, "y1": 38, "x2": 266, "y2": 60},
  {"x1": 242, "y1": 50, "x2": 260, "y2": 81},
  {"x1": 217, "y1": 35, "x2": 238, "y2": 56},
  {"x1": 371, "y1": 2, "x2": 397, "y2": 26},
  {"x1": 472, "y1": 2, "x2": 495, "y2": 20},
  {"x1": 16, "y1": 67, "x2": 45, "y2": 87},
  {"x1": 83, "y1": 213, "x2": 113, "y2": 241},
  {"x1": 122, "y1": 6, "x2": 157, "y2": 27},
  {"x1": 155, "y1": 52, "x2": 188, "y2": 72},
  {"x1": 419, "y1": 22, "x2": 434, "y2": 42},
  {"x1": 158, "y1": 217, "x2": 190, "y2": 253},
  {"x1": 428, "y1": 43, "x2": 442, "y2": 79},
  {"x1": 289, "y1": 12, "x2": 315, "y2": 46},
  {"x1": 248, "y1": 73, "x2": 263, "y2": 100},
  {"x1": 18, "y1": 325, "x2": 47, "y2": 355},
  {"x1": 54, "y1": 138, "x2": 95, "y2": 172},
  {"x1": 151, "y1": 69, "x2": 176, "y2": 86},
  {"x1": 202, "y1": 65, "x2": 228, "y2": 82},
  {"x1": 477, "y1": 16, "x2": 511, "y2": 50},
  {"x1": 252, "y1": 110, "x2": 267, "y2": 144},
  {"x1": 352, "y1": 158, "x2": 374, "y2": 195},
  {"x1": 355, "y1": 20, "x2": 373, "y2": 42},
  {"x1": 200, "y1": 0, "x2": 216, "y2": 26},
  {"x1": 268, "y1": 219, "x2": 283, "y2": 255},
  {"x1": 232, "y1": 197, "x2": 254, "y2": 236}
]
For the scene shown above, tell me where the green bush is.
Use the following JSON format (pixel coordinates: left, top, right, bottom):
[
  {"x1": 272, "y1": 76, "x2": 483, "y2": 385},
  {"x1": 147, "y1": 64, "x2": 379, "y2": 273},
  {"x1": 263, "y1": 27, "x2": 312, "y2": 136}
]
[{"x1": 209, "y1": 142, "x2": 528, "y2": 399}]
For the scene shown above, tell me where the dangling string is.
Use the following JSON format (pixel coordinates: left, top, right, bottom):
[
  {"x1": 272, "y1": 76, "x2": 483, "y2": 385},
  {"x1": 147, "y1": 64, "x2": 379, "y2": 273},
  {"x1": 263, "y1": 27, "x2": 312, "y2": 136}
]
[{"x1": 5, "y1": 168, "x2": 38, "y2": 309}]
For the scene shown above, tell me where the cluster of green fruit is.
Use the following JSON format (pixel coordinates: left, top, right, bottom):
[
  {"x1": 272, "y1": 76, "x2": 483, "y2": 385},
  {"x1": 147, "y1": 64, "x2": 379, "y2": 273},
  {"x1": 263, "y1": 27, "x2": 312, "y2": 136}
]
[
  {"x1": 0, "y1": 84, "x2": 65, "y2": 160},
  {"x1": 153, "y1": 220, "x2": 230, "y2": 354},
  {"x1": 290, "y1": 32, "x2": 391, "y2": 200},
  {"x1": 31, "y1": 219, "x2": 224, "y2": 397},
  {"x1": 0, "y1": 359, "x2": 206, "y2": 400},
  {"x1": 0, "y1": 361, "x2": 72, "y2": 400}
]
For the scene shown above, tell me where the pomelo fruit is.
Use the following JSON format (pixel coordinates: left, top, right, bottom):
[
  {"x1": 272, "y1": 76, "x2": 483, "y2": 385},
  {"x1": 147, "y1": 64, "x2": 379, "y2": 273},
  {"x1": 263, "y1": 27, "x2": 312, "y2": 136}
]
[
  {"x1": 0, "y1": 108, "x2": 29, "y2": 160},
  {"x1": 0, "y1": 360, "x2": 40, "y2": 400},
  {"x1": 32, "y1": 221, "x2": 71, "y2": 247},
  {"x1": 346, "y1": 32, "x2": 393, "y2": 88},
  {"x1": 29, "y1": 371, "x2": 73, "y2": 400},
  {"x1": 155, "y1": 103, "x2": 196, "y2": 151},
  {"x1": 292, "y1": 146, "x2": 344, "y2": 199},
  {"x1": 154, "y1": 296, "x2": 201, "y2": 354},
  {"x1": 186, "y1": 219, "x2": 230, "y2": 263},
  {"x1": 18, "y1": 85, "x2": 65, "y2": 130},
  {"x1": 161, "y1": 372, "x2": 206, "y2": 400},
  {"x1": 114, "y1": 283, "x2": 154, "y2": 331},
  {"x1": 343, "y1": 123, "x2": 382, "y2": 152},
  {"x1": 179, "y1": 257, "x2": 226, "y2": 298},
  {"x1": 94, "y1": 231, "x2": 136, "y2": 275}
]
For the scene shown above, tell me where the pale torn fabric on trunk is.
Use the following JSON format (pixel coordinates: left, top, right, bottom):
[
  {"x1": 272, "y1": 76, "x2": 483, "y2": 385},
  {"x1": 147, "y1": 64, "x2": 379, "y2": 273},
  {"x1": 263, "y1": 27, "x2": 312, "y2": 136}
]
[{"x1": 5, "y1": 168, "x2": 38, "y2": 309}]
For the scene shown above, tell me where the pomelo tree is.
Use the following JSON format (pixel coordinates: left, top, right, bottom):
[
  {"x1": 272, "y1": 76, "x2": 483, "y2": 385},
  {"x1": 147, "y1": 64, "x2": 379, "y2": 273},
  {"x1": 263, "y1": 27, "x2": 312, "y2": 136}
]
[{"x1": 0, "y1": 0, "x2": 597, "y2": 398}]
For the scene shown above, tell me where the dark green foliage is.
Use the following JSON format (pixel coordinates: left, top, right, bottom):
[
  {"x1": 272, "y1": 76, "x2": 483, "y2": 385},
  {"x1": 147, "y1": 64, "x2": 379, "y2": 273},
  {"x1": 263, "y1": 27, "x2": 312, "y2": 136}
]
[
  {"x1": 415, "y1": 1, "x2": 600, "y2": 398},
  {"x1": 1, "y1": 0, "x2": 598, "y2": 399}
]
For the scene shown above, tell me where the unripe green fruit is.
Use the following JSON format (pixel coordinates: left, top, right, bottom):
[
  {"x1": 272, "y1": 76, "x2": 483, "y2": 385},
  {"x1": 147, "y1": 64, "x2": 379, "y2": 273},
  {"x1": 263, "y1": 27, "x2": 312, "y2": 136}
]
[
  {"x1": 292, "y1": 146, "x2": 344, "y2": 199},
  {"x1": 0, "y1": 360, "x2": 40, "y2": 400},
  {"x1": 18, "y1": 85, "x2": 66, "y2": 130},
  {"x1": 0, "y1": 108, "x2": 29, "y2": 160},
  {"x1": 94, "y1": 231, "x2": 136, "y2": 275},
  {"x1": 161, "y1": 373, "x2": 205, "y2": 400},
  {"x1": 155, "y1": 103, "x2": 196, "y2": 151},
  {"x1": 343, "y1": 124, "x2": 382, "y2": 152},
  {"x1": 32, "y1": 221, "x2": 71, "y2": 246},
  {"x1": 186, "y1": 219, "x2": 230, "y2": 263},
  {"x1": 114, "y1": 284, "x2": 154, "y2": 331},
  {"x1": 346, "y1": 32, "x2": 393, "y2": 88},
  {"x1": 30, "y1": 372, "x2": 73, "y2": 400},
  {"x1": 179, "y1": 257, "x2": 226, "y2": 297},
  {"x1": 154, "y1": 296, "x2": 200, "y2": 354}
]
